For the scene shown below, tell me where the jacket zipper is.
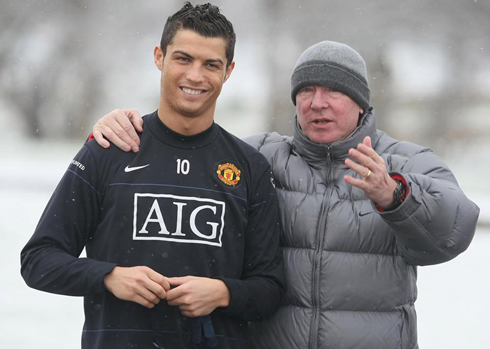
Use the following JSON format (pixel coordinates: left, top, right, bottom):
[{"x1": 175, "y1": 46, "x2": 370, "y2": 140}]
[{"x1": 308, "y1": 145, "x2": 332, "y2": 349}]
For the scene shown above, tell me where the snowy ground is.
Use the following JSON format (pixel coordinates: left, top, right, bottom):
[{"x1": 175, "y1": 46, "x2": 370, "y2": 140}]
[{"x1": 1, "y1": 140, "x2": 489, "y2": 348}]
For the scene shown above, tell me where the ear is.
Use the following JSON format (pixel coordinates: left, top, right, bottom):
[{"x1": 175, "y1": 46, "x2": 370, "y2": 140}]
[
  {"x1": 359, "y1": 108, "x2": 364, "y2": 114},
  {"x1": 154, "y1": 46, "x2": 164, "y2": 71},
  {"x1": 223, "y1": 61, "x2": 235, "y2": 83}
]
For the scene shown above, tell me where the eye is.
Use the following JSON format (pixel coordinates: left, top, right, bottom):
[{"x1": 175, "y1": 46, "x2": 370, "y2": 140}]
[
  {"x1": 206, "y1": 62, "x2": 223, "y2": 70},
  {"x1": 329, "y1": 90, "x2": 343, "y2": 99},
  {"x1": 324, "y1": 87, "x2": 343, "y2": 98},
  {"x1": 176, "y1": 56, "x2": 190, "y2": 62},
  {"x1": 300, "y1": 86, "x2": 314, "y2": 93}
]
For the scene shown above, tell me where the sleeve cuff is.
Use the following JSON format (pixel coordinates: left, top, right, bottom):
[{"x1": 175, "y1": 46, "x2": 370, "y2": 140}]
[
  {"x1": 374, "y1": 173, "x2": 421, "y2": 222},
  {"x1": 82, "y1": 262, "x2": 118, "y2": 294},
  {"x1": 375, "y1": 173, "x2": 409, "y2": 213},
  {"x1": 214, "y1": 277, "x2": 247, "y2": 317}
]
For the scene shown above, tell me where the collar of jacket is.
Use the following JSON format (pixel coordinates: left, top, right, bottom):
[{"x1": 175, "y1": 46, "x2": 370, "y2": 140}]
[{"x1": 292, "y1": 107, "x2": 378, "y2": 164}]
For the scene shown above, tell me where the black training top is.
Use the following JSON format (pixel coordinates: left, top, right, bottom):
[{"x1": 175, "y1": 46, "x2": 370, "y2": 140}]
[{"x1": 21, "y1": 111, "x2": 285, "y2": 349}]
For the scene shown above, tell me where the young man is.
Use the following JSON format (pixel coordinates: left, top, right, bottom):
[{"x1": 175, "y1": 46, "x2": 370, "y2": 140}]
[
  {"x1": 21, "y1": 3, "x2": 284, "y2": 349},
  {"x1": 93, "y1": 41, "x2": 479, "y2": 348}
]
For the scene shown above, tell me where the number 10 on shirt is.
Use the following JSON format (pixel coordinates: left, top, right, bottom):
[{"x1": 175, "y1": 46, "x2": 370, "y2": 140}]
[{"x1": 176, "y1": 159, "x2": 190, "y2": 175}]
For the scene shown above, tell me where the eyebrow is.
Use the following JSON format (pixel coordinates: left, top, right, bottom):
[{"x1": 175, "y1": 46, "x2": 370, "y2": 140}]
[{"x1": 172, "y1": 50, "x2": 224, "y2": 66}]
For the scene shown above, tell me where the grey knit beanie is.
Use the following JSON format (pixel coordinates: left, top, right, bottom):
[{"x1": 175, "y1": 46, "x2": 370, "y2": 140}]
[{"x1": 291, "y1": 41, "x2": 370, "y2": 111}]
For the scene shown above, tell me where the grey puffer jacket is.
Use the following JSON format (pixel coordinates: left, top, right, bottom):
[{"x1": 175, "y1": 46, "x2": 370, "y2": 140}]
[{"x1": 246, "y1": 109, "x2": 479, "y2": 349}]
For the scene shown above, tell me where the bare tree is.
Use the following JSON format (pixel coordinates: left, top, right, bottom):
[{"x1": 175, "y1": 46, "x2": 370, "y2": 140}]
[{"x1": 1, "y1": 0, "x2": 488, "y2": 150}]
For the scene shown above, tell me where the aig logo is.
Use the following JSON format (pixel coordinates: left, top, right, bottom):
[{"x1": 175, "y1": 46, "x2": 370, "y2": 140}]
[{"x1": 133, "y1": 193, "x2": 225, "y2": 247}]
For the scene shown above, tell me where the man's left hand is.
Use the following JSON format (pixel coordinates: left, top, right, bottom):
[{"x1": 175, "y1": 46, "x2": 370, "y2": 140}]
[
  {"x1": 166, "y1": 276, "x2": 230, "y2": 317},
  {"x1": 344, "y1": 136, "x2": 397, "y2": 208}
]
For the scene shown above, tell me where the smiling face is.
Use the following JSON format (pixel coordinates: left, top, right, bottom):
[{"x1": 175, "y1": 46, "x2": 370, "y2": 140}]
[
  {"x1": 154, "y1": 29, "x2": 234, "y2": 135},
  {"x1": 295, "y1": 85, "x2": 364, "y2": 144}
]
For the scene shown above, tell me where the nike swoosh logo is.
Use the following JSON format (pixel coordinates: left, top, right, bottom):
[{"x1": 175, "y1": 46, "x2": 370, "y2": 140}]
[
  {"x1": 124, "y1": 164, "x2": 150, "y2": 173},
  {"x1": 359, "y1": 211, "x2": 373, "y2": 217}
]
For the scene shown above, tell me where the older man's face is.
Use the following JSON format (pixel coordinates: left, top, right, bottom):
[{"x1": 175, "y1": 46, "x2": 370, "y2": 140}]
[{"x1": 296, "y1": 86, "x2": 363, "y2": 144}]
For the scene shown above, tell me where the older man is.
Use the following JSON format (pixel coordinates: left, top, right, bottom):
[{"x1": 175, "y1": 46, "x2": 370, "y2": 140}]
[{"x1": 91, "y1": 40, "x2": 479, "y2": 349}]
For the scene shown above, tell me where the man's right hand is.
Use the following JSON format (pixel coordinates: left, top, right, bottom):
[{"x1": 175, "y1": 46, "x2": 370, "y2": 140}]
[
  {"x1": 104, "y1": 266, "x2": 170, "y2": 309},
  {"x1": 93, "y1": 109, "x2": 144, "y2": 153}
]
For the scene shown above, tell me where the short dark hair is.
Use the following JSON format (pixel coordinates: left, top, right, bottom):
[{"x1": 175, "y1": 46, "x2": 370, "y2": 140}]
[{"x1": 160, "y1": 2, "x2": 236, "y2": 68}]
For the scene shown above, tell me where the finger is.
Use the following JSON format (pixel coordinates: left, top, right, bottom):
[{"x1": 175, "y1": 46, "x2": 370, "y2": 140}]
[
  {"x1": 167, "y1": 276, "x2": 191, "y2": 287},
  {"x1": 345, "y1": 158, "x2": 370, "y2": 178},
  {"x1": 178, "y1": 306, "x2": 204, "y2": 318},
  {"x1": 95, "y1": 124, "x2": 132, "y2": 152},
  {"x1": 93, "y1": 129, "x2": 110, "y2": 148},
  {"x1": 349, "y1": 148, "x2": 377, "y2": 169},
  {"x1": 356, "y1": 142, "x2": 385, "y2": 167},
  {"x1": 127, "y1": 109, "x2": 144, "y2": 133},
  {"x1": 344, "y1": 174, "x2": 367, "y2": 189},
  {"x1": 157, "y1": 276, "x2": 171, "y2": 292},
  {"x1": 166, "y1": 284, "x2": 191, "y2": 305},
  {"x1": 132, "y1": 293, "x2": 157, "y2": 309},
  {"x1": 106, "y1": 127, "x2": 132, "y2": 152},
  {"x1": 179, "y1": 309, "x2": 199, "y2": 317},
  {"x1": 146, "y1": 274, "x2": 170, "y2": 297},
  {"x1": 108, "y1": 114, "x2": 140, "y2": 152},
  {"x1": 143, "y1": 269, "x2": 169, "y2": 294},
  {"x1": 363, "y1": 136, "x2": 372, "y2": 148},
  {"x1": 179, "y1": 310, "x2": 193, "y2": 317},
  {"x1": 116, "y1": 111, "x2": 141, "y2": 149},
  {"x1": 135, "y1": 286, "x2": 161, "y2": 306},
  {"x1": 133, "y1": 295, "x2": 156, "y2": 309},
  {"x1": 166, "y1": 296, "x2": 182, "y2": 306},
  {"x1": 357, "y1": 143, "x2": 378, "y2": 161},
  {"x1": 142, "y1": 279, "x2": 167, "y2": 300},
  {"x1": 165, "y1": 286, "x2": 186, "y2": 303}
]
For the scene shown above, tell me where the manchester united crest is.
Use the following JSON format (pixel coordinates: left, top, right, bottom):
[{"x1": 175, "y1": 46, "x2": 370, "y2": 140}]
[{"x1": 216, "y1": 162, "x2": 242, "y2": 187}]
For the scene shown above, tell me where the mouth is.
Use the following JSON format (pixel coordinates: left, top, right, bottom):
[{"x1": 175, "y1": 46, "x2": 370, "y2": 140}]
[
  {"x1": 181, "y1": 87, "x2": 206, "y2": 95},
  {"x1": 312, "y1": 118, "x2": 332, "y2": 125}
]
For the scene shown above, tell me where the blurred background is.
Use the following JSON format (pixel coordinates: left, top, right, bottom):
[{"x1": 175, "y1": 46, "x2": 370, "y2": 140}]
[{"x1": 1, "y1": 0, "x2": 489, "y2": 348}]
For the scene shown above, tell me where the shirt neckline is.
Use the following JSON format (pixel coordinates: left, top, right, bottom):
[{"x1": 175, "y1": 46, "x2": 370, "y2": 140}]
[{"x1": 146, "y1": 110, "x2": 219, "y2": 149}]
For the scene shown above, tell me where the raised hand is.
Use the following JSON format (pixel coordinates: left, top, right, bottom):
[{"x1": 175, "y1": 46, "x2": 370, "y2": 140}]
[{"x1": 344, "y1": 136, "x2": 397, "y2": 208}]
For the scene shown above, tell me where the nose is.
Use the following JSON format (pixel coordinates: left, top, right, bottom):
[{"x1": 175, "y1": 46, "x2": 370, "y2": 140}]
[
  {"x1": 185, "y1": 63, "x2": 205, "y2": 84},
  {"x1": 310, "y1": 89, "x2": 328, "y2": 110}
]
